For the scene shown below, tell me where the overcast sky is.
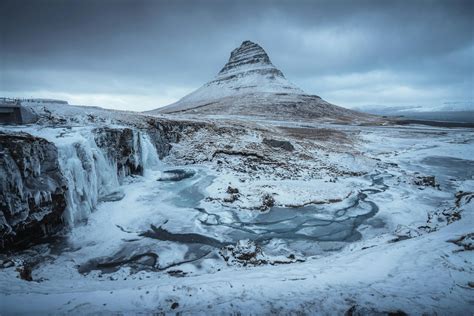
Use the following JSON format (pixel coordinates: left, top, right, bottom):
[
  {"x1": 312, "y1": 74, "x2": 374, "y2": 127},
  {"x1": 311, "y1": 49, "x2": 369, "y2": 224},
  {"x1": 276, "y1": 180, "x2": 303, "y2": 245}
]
[{"x1": 1, "y1": 0, "x2": 473, "y2": 111}]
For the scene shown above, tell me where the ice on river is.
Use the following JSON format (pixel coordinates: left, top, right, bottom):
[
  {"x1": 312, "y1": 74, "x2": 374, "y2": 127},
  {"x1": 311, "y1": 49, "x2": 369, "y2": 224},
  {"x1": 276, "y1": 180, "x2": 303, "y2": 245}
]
[{"x1": 62, "y1": 160, "x2": 399, "y2": 277}]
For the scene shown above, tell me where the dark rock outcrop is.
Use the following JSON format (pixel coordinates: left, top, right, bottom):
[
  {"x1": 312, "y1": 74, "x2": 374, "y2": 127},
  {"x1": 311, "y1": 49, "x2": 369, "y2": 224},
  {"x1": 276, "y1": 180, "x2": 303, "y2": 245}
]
[
  {"x1": 226, "y1": 186, "x2": 239, "y2": 194},
  {"x1": 220, "y1": 239, "x2": 303, "y2": 266},
  {"x1": 345, "y1": 305, "x2": 407, "y2": 316},
  {"x1": 260, "y1": 193, "x2": 275, "y2": 211},
  {"x1": 0, "y1": 132, "x2": 67, "y2": 249},
  {"x1": 144, "y1": 120, "x2": 183, "y2": 159},
  {"x1": 93, "y1": 127, "x2": 146, "y2": 177},
  {"x1": 413, "y1": 175, "x2": 437, "y2": 188},
  {"x1": 157, "y1": 169, "x2": 195, "y2": 182},
  {"x1": 262, "y1": 138, "x2": 295, "y2": 151}
]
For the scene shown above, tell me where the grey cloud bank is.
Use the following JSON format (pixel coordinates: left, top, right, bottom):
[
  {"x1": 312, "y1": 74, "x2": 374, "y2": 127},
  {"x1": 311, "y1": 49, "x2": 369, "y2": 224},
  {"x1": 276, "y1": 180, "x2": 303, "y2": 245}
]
[{"x1": 1, "y1": 0, "x2": 473, "y2": 111}]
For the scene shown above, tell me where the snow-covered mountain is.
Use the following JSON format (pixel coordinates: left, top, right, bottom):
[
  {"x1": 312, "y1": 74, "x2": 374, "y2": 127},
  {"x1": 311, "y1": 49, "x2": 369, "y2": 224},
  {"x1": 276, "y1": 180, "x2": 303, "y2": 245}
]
[{"x1": 148, "y1": 41, "x2": 369, "y2": 121}]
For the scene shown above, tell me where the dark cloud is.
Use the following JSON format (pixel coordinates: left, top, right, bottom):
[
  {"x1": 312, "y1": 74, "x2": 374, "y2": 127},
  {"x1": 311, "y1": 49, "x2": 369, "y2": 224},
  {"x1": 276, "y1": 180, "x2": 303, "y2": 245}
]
[{"x1": 1, "y1": 0, "x2": 473, "y2": 110}]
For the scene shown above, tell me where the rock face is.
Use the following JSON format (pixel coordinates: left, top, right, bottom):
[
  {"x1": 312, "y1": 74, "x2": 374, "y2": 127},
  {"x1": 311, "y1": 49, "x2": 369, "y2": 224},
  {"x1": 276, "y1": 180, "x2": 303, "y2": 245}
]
[
  {"x1": 144, "y1": 119, "x2": 191, "y2": 159},
  {"x1": 0, "y1": 132, "x2": 67, "y2": 249},
  {"x1": 213, "y1": 40, "x2": 304, "y2": 95},
  {"x1": 93, "y1": 128, "x2": 147, "y2": 178},
  {"x1": 149, "y1": 41, "x2": 370, "y2": 122}
]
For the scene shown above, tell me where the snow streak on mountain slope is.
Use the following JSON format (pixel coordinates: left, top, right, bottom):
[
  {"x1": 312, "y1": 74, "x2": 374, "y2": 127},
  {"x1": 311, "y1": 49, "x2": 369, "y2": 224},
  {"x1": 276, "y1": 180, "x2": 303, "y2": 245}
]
[{"x1": 149, "y1": 41, "x2": 370, "y2": 121}]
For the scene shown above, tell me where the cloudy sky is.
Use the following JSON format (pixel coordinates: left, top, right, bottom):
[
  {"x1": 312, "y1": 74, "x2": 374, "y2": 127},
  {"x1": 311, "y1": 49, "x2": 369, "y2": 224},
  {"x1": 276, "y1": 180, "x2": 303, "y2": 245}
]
[{"x1": 1, "y1": 0, "x2": 473, "y2": 111}]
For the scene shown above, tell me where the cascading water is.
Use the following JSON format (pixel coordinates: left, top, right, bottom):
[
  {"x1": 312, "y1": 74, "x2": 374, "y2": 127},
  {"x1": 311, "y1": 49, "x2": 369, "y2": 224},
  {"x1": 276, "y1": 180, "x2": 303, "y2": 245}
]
[
  {"x1": 57, "y1": 129, "x2": 161, "y2": 226},
  {"x1": 58, "y1": 135, "x2": 120, "y2": 225},
  {"x1": 138, "y1": 131, "x2": 162, "y2": 175}
]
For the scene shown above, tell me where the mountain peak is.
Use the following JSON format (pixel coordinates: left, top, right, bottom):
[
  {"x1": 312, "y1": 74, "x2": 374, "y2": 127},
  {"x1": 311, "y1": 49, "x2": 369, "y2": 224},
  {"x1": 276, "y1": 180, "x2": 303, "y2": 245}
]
[{"x1": 218, "y1": 41, "x2": 274, "y2": 77}]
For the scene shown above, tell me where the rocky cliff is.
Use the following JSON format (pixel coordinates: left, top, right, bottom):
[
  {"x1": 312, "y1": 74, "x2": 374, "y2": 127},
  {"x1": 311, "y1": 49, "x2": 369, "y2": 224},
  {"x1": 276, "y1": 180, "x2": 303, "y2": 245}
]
[
  {"x1": 0, "y1": 132, "x2": 67, "y2": 249},
  {"x1": 94, "y1": 127, "x2": 152, "y2": 178}
]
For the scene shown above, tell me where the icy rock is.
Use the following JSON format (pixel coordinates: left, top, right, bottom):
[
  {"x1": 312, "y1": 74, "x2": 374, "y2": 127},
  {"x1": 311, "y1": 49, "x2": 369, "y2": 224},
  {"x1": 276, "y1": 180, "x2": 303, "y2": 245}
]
[
  {"x1": 78, "y1": 250, "x2": 159, "y2": 274},
  {"x1": 16, "y1": 263, "x2": 33, "y2": 281},
  {"x1": 157, "y1": 169, "x2": 195, "y2": 181},
  {"x1": 223, "y1": 194, "x2": 239, "y2": 203},
  {"x1": 449, "y1": 233, "x2": 474, "y2": 251},
  {"x1": 220, "y1": 239, "x2": 303, "y2": 266},
  {"x1": 0, "y1": 259, "x2": 15, "y2": 268},
  {"x1": 413, "y1": 175, "x2": 437, "y2": 188},
  {"x1": 455, "y1": 191, "x2": 474, "y2": 207},
  {"x1": 0, "y1": 132, "x2": 67, "y2": 249},
  {"x1": 98, "y1": 189, "x2": 125, "y2": 202},
  {"x1": 223, "y1": 186, "x2": 240, "y2": 203},
  {"x1": 416, "y1": 191, "x2": 473, "y2": 234},
  {"x1": 220, "y1": 239, "x2": 267, "y2": 266},
  {"x1": 226, "y1": 186, "x2": 239, "y2": 194},
  {"x1": 218, "y1": 40, "x2": 286, "y2": 78},
  {"x1": 260, "y1": 193, "x2": 275, "y2": 211},
  {"x1": 391, "y1": 225, "x2": 423, "y2": 243}
]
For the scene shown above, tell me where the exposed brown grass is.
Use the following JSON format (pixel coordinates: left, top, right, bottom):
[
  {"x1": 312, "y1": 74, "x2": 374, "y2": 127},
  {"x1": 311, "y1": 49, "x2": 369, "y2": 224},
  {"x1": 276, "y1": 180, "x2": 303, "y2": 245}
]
[{"x1": 277, "y1": 126, "x2": 350, "y2": 143}]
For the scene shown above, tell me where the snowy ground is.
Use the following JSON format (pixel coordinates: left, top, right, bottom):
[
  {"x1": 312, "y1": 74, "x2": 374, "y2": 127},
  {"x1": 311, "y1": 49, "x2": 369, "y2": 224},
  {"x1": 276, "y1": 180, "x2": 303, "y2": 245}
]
[{"x1": 1, "y1": 107, "x2": 473, "y2": 314}]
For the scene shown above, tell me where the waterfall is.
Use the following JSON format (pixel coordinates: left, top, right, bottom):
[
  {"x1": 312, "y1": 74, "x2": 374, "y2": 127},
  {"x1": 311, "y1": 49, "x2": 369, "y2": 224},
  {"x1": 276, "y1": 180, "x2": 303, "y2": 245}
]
[
  {"x1": 138, "y1": 131, "x2": 162, "y2": 175},
  {"x1": 58, "y1": 135, "x2": 120, "y2": 225},
  {"x1": 57, "y1": 129, "x2": 161, "y2": 226}
]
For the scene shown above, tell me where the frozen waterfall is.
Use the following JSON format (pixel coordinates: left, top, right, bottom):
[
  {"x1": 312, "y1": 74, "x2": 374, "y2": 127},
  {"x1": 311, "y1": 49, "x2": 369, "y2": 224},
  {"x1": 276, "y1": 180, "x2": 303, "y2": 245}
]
[
  {"x1": 139, "y1": 131, "x2": 162, "y2": 175},
  {"x1": 57, "y1": 130, "x2": 161, "y2": 226}
]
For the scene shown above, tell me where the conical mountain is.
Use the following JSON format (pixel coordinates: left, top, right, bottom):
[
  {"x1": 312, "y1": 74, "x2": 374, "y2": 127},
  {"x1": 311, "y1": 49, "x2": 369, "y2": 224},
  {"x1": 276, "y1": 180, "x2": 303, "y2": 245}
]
[{"x1": 149, "y1": 41, "x2": 368, "y2": 121}]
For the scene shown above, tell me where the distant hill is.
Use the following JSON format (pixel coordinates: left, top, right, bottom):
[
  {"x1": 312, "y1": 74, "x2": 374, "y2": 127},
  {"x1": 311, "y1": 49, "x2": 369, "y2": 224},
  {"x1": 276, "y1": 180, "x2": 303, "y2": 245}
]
[{"x1": 353, "y1": 105, "x2": 474, "y2": 123}]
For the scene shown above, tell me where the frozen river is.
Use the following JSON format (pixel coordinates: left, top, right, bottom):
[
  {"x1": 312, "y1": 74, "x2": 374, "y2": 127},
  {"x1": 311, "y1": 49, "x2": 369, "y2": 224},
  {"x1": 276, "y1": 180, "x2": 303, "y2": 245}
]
[{"x1": 73, "y1": 165, "x2": 386, "y2": 274}]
